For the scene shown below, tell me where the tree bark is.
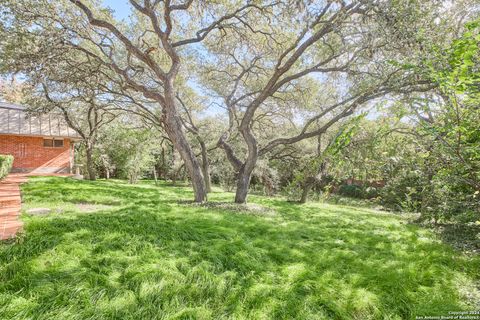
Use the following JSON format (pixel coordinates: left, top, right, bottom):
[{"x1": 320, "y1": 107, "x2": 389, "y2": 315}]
[
  {"x1": 153, "y1": 166, "x2": 158, "y2": 186},
  {"x1": 299, "y1": 181, "x2": 314, "y2": 204},
  {"x1": 235, "y1": 167, "x2": 252, "y2": 204},
  {"x1": 160, "y1": 147, "x2": 166, "y2": 180},
  {"x1": 218, "y1": 129, "x2": 257, "y2": 204},
  {"x1": 85, "y1": 143, "x2": 96, "y2": 181},
  {"x1": 299, "y1": 161, "x2": 325, "y2": 204},
  {"x1": 163, "y1": 86, "x2": 207, "y2": 202},
  {"x1": 234, "y1": 145, "x2": 257, "y2": 203},
  {"x1": 234, "y1": 123, "x2": 259, "y2": 203},
  {"x1": 199, "y1": 140, "x2": 212, "y2": 193}
]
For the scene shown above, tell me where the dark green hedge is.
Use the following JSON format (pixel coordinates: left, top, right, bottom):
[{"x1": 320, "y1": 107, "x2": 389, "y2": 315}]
[
  {"x1": 338, "y1": 184, "x2": 379, "y2": 199},
  {"x1": 0, "y1": 155, "x2": 14, "y2": 181}
]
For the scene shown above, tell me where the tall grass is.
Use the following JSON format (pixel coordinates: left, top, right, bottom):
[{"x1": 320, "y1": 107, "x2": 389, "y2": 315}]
[{"x1": 0, "y1": 177, "x2": 479, "y2": 319}]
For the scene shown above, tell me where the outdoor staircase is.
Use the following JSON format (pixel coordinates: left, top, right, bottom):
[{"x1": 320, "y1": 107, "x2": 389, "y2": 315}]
[{"x1": 0, "y1": 174, "x2": 27, "y2": 240}]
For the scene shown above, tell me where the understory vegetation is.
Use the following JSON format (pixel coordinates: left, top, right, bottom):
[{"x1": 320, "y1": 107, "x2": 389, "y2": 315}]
[
  {"x1": 0, "y1": 177, "x2": 479, "y2": 319},
  {"x1": 0, "y1": 154, "x2": 13, "y2": 180}
]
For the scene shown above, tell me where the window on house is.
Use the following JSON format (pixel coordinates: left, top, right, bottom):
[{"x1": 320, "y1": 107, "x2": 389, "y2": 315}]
[
  {"x1": 43, "y1": 139, "x2": 53, "y2": 147},
  {"x1": 43, "y1": 138, "x2": 64, "y2": 148},
  {"x1": 54, "y1": 139, "x2": 64, "y2": 148}
]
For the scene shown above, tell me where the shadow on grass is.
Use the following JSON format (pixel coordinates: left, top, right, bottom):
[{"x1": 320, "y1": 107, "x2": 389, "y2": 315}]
[
  {"x1": 428, "y1": 223, "x2": 480, "y2": 255},
  {"x1": 0, "y1": 177, "x2": 479, "y2": 319}
]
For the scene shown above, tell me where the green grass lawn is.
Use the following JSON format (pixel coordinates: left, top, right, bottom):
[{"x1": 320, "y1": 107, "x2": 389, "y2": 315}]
[{"x1": 1, "y1": 177, "x2": 479, "y2": 320}]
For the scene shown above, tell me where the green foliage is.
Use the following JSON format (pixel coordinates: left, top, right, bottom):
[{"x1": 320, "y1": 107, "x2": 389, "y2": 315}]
[
  {"x1": 324, "y1": 20, "x2": 480, "y2": 223},
  {"x1": 92, "y1": 125, "x2": 159, "y2": 184},
  {"x1": 380, "y1": 170, "x2": 427, "y2": 213},
  {"x1": 432, "y1": 19, "x2": 480, "y2": 94},
  {"x1": 0, "y1": 177, "x2": 479, "y2": 319},
  {"x1": 250, "y1": 160, "x2": 280, "y2": 196},
  {"x1": 0, "y1": 154, "x2": 13, "y2": 180},
  {"x1": 285, "y1": 115, "x2": 367, "y2": 201},
  {"x1": 337, "y1": 185, "x2": 379, "y2": 200},
  {"x1": 338, "y1": 184, "x2": 365, "y2": 199},
  {"x1": 328, "y1": 114, "x2": 367, "y2": 157},
  {"x1": 414, "y1": 19, "x2": 480, "y2": 221}
]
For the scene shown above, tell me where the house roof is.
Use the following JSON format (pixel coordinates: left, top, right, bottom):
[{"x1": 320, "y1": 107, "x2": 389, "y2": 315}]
[{"x1": 0, "y1": 102, "x2": 81, "y2": 139}]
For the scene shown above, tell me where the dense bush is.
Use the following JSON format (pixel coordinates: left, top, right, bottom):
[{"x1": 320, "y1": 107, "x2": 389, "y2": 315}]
[
  {"x1": 364, "y1": 186, "x2": 380, "y2": 199},
  {"x1": 338, "y1": 184, "x2": 365, "y2": 199},
  {"x1": 380, "y1": 170, "x2": 426, "y2": 212},
  {"x1": 335, "y1": 184, "x2": 380, "y2": 200},
  {"x1": 0, "y1": 154, "x2": 14, "y2": 180}
]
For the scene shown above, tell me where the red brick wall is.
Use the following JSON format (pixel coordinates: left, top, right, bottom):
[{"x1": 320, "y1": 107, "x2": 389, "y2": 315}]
[{"x1": 0, "y1": 134, "x2": 73, "y2": 173}]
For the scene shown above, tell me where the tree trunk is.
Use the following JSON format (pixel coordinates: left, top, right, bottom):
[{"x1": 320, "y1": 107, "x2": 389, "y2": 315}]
[
  {"x1": 199, "y1": 140, "x2": 212, "y2": 193},
  {"x1": 299, "y1": 162, "x2": 325, "y2": 204},
  {"x1": 235, "y1": 167, "x2": 252, "y2": 204},
  {"x1": 85, "y1": 143, "x2": 96, "y2": 181},
  {"x1": 234, "y1": 156, "x2": 257, "y2": 204},
  {"x1": 101, "y1": 156, "x2": 110, "y2": 179},
  {"x1": 234, "y1": 125, "x2": 258, "y2": 204},
  {"x1": 299, "y1": 180, "x2": 314, "y2": 204},
  {"x1": 153, "y1": 166, "x2": 158, "y2": 186},
  {"x1": 203, "y1": 164, "x2": 212, "y2": 193},
  {"x1": 163, "y1": 89, "x2": 207, "y2": 202},
  {"x1": 160, "y1": 147, "x2": 166, "y2": 180}
]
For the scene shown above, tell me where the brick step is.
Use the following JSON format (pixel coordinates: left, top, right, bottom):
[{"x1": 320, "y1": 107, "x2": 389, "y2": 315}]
[
  {"x1": 2, "y1": 184, "x2": 25, "y2": 188},
  {"x1": 0, "y1": 200, "x2": 21, "y2": 208},
  {"x1": 0, "y1": 215, "x2": 19, "y2": 220},
  {"x1": 0, "y1": 185, "x2": 20, "y2": 190},
  {"x1": 0, "y1": 174, "x2": 27, "y2": 241},
  {"x1": 0, "y1": 207, "x2": 20, "y2": 217},
  {"x1": 0, "y1": 185, "x2": 23, "y2": 190},
  {"x1": 0, "y1": 192, "x2": 20, "y2": 196},
  {"x1": 1, "y1": 218, "x2": 24, "y2": 226},
  {"x1": 0, "y1": 219, "x2": 23, "y2": 227},
  {"x1": 3, "y1": 181, "x2": 27, "y2": 185},
  {"x1": 0, "y1": 220, "x2": 24, "y2": 240},
  {"x1": 0, "y1": 195, "x2": 21, "y2": 199},
  {"x1": 1, "y1": 216, "x2": 20, "y2": 223},
  {"x1": 0, "y1": 195, "x2": 21, "y2": 201},
  {"x1": 0, "y1": 196, "x2": 21, "y2": 201},
  {"x1": 0, "y1": 191, "x2": 21, "y2": 202},
  {"x1": 0, "y1": 187, "x2": 20, "y2": 190},
  {"x1": 0, "y1": 181, "x2": 21, "y2": 185}
]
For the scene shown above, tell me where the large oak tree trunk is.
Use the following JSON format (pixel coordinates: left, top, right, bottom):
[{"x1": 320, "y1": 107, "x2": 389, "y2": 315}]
[
  {"x1": 299, "y1": 162, "x2": 326, "y2": 204},
  {"x1": 163, "y1": 86, "x2": 207, "y2": 202},
  {"x1": 299, "y1": 179, "x2": 315, "y2": 204},
  {"x1": 226, "y1": 122, "x2": 258, "y2": 204},
  {"x1": 234, "y1": 126, "x2": 258, "y2": 203},
  {"x1": 235, "y1": 167, "x2": 252, "y2": 204},
  {"x1": 164, "y1": 115, "x2": 207, "y2": 202}
]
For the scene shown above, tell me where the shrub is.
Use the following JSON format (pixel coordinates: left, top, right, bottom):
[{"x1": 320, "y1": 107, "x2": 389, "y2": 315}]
[
  {"x1": 364, "y1": 186, "x2": 379, "y2": 199},
  {"x1": 338, "y1": 184, "x2": 365, "y2": 199},
  {"x1": 380, "y1": 170, "x2": 426, "y2": 212},
  {"x1": 0, "y1": 154, "x2": 14, "y2": 180}
]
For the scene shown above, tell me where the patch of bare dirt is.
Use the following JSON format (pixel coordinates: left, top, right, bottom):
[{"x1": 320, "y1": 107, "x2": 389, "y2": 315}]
[{"x1": 183, "y1": 201, "x2": 277, "y2": 216}]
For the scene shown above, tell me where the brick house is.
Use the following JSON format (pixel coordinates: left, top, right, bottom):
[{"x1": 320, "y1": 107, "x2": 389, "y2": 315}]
[{"x1": 0, "y1": 102, "x2": 81, "y2": 173}]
